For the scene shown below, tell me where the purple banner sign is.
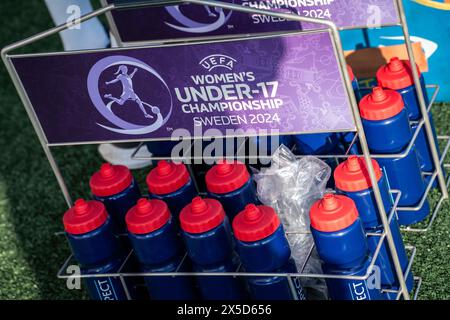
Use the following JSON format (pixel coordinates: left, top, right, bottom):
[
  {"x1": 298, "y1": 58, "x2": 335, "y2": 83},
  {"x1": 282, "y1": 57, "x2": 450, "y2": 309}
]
[
  {"x1": 104, "y1": 0, "x2": 399, "y2": 43},
  {"x1": 105, "y1": 0, "x2": 302, "y2": 43},
  {"x1": 11, "y1": 32, "x2": 354, "y2": 145}
]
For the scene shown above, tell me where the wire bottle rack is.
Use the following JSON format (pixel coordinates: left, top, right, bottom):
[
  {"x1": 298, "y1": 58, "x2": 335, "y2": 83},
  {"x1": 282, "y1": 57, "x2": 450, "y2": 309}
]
[{"x1": 2, "y1": 0, "x2": 449, "y2": 300}]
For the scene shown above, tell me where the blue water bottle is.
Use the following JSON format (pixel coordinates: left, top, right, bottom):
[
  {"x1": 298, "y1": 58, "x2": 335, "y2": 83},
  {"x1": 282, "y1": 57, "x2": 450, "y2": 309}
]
[
  {"x1": 310, "y1": 194, "x2": 383, "y2": 300},
  {"x1": 205, "y1": 160, "x2": 259, "y2": 221},
  {"x1": 359, "y1": 87, "x2": 430, "y2": 225},
  {"x1": 63, "y1": 199, "x2": 130, "y2": 300},
  {"x1": 334, "y1": 156, "x2": 414, "y2": 297},
  {"x1": 377, "y1": 57, "x2": 440, "y2": 185},
  {"x1": 126, "y1": 198, "x2": 197, "y2": 300},
  {"x1": 341, "y1": 65, "x2": 361, "y2": 154},
  {"x1": 292, "y1": 132, "x2": 344, "y2": 156},
  {"x1": 180, "y1": 197, "x2": 246, "y2": 300},
  {"x1": 90, "y1": 163, "x2": 141, "y2": 235},
  {"x1": 232, "y1": 204, "x2": 306, "y2": 300},
  {"x1": 146, "y1": 140, "x2": 179, "y2": 158},
  {"x1": 147, "y1": 160, "x2": 197, "y2": 220}
]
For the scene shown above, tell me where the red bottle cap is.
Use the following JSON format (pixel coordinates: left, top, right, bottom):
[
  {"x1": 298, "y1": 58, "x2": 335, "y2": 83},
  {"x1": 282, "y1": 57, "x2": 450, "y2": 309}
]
[
  {"x1": 359, "y1": 86, "x2": 404, "y2": 120},
  {"x1": 179, "y1": 197, "x2": 225, "y2": 234},
  {"x1": 376, "y1": 57, "x2": 421, "y2": 90},
  {"x1": 347, "y1": 65, "x2": 355, "y2": 82},
  {"x1": 146, "y1": 160, "x2": 190, "y2": 195},
  {"x1": 63, "y1": 199, "x2": 108, "y2": 235},
  {"x1": 310, "y1": 194, "x2": 359, "y2": 232},
  {"x1": 334, "y1": 156, "x2": 383, "y2": 192},
  {"x1": 232, "y1": 204, "x2": 281, "y2": 242},
  {"x1": 205, "y1": 160, "x2": 250, "y2": 194},
  {"x1": 125, "y1": 198, "x2": 170, "y2": 234},
  {"x1": 90, "y1": 163, "x2": 133, "y2": 197}
]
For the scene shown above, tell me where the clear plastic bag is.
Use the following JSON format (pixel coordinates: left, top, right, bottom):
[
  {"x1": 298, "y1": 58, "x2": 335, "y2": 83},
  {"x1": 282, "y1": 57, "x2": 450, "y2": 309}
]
[{"x1": 252, "y1": 145, "x2": 331, "y2": 299}]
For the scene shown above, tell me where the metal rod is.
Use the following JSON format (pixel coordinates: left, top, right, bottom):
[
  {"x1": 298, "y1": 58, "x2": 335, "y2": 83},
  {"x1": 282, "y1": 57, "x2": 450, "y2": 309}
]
[
  {"x1": 0, "y1": 60, "x2": 73, "y2": 207},
  {"x1": 396, "y1": 0, "x2": 448, "y2": 200},
  {"x1": 1, "y1": 4, "x2": 115, "y2": 54},
  {"x1": 413, "y1": 277, "x2": 422, "y2": 300},
  {"x1": 57, "y1": 270, "x2": 376, "y2": 281},
  {"x1": 2, "y1": 0, "x2": 423, "y2": 300},
  {"x1": 324, "y1": 8, "x2": 411, "y2": 300},
  {"x1": 184, "y1": 0, "x2": 339, "y2": 28},
  {"x1": 403, "y1": 173, "x2": 450, "y2": 232},
  {"x1": 56, "y1": 239, "x2": 418, "y2": 291},
  {"x1": 100, "y1": 0, "x2": 124, "y2": 47},
  {"x1": 129, "y1": 83, "x2": 442, "y2": 162},
  {"x1": 119, "y1": 275, "x2": 133, "y2": 300},
  {"x1": 1, "y1": 4, "x2": 117, "y2": 208}
]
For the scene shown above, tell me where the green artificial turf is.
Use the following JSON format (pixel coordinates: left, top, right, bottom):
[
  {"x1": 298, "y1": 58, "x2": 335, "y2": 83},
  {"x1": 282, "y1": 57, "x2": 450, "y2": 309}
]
[{"x1": 0, "y1": 0, "x2": 449, "y2": 300}]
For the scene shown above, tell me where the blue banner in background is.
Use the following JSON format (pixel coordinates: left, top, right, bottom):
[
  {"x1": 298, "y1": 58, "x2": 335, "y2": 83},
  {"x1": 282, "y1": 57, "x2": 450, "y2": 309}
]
[{"x1": 341, "y1": 0, "x2": 450, "y2": 101}]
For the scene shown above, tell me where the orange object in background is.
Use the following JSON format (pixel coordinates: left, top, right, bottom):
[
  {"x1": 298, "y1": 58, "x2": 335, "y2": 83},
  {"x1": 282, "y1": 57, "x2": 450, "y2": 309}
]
[
  {"x1": 344, "y1": 42, "x2": 428, "y2": 80},
  {"x1": 415, "y1": 0, "x2": 450, "y2": 9}
]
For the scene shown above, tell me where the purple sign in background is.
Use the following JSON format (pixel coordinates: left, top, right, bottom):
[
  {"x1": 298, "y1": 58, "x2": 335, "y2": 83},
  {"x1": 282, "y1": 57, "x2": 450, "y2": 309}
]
[
  {"x1": 11, "y1": 32, "x2": 354, "y2": 145},
  {"x1": 105, "y1": 0, "x2": 399, "y2": 43},
  {"x1": 106, "y1": 0, "x2": 302, "y2": 43}
]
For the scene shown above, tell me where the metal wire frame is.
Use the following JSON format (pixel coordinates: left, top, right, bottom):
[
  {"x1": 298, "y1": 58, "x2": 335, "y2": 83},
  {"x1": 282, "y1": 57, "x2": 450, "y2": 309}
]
[
  {"x1": 130, "y1": 86, "x2": 450, "y2": 232},
  {"x1": 111, "y1": 0, "x2": 449, "y2": 205},
  {"x1": 56, "y1": 190, "x2": 420, "y2": 300},
  {"x1": 100, "y1": 0, "x2": 403, "y2": 47},
  {"x1": 130, "y1": 84, "x2": 441, "y2": 163},
  {"x1": 55, "y1": 190, "x2": 400, "y2": 278},
  {"x1": 3, "y1": 0, "x2": 445, "y2": 300},
  {"x1": 0, "y1": 2, "x2": 405, "y2": 300},
  {"x1": 133, "y1": 130, "x2": 450, "y2": 222},
  {"x1": 98, "y1": 0, "x2": 449, "y2": 203}
]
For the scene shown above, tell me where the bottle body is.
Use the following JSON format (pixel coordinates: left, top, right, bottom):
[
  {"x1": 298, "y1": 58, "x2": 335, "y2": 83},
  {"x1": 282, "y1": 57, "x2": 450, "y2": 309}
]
[
  {"x1": 90, "y1": 164, "x2": 142, "y2": 236},
  {"x1": 146, "y1": 140, "x2": 179, "y2": 158},
  {"x1": 235, "y1": 225, "x2": 306, "y2": 300},
  {"x1": 310, "y1": 194, "x2": 383, "y2": 300},
  {"x1": 208, "y1": 178, "x2": 259, "y2": 221},
  {"x1": 292, "y1": 133, "x2": 345, "y2": 156},
  {"x1": 246, "y1": 258, "x2": 305, "y2": 300},
  {"x1": 366, "y1": 220, "x2": 413, "y2": 298},
  {"x1": 149, "y1": 178, "x2": 197, "y2": 220},
  {"x1": 377, "y1": 59, "x2": 441, "y2": 187},
  {"x1": 82, "y1": 257, "x2": 131, "y2": 301},
  {"x1": 337, "y1": 174, "x2": 414, "y2": 295},
  {"x1": 396, "y1": 76, "x2": 429, "y2": 121},
  {"x1": 141, "y1": 257, "x2": 196, "y2": 300},
  {"x1": 323, "y1": 257, "x2": 383, "y2": 301},
  {"x1": 311, "y1": 219, "x2": 381, "y2": 300},
  {"x1": 93, "y1": 179, "x2": 141, "y2": 234},
  {"x1": 182, "y1": 219, "x2": 245, "y2": 300},
  {"x1": 312, "y1": 218, "x2": 368, "y2": 269},
  {"x1": 193, "y1": 253, "x2": 245, "y2": 300},
  {"x1": 66, "y1": 216, "x2": 130, "y2": 301},
  {"x1": 128, "y1": 217, "x2": 197, "y2": 300},
  {"x1": 67, "y1": 216, "x2": 124, "y2": 267},
  {"x1": 377, "y1": 155, "x2": 430, "y2": 225},
  {"x1": 362, "y1": 107, "x2": 430, "y2": 226},
  {"x1": 362, "y1": 109, "x2": 413, "y2": 153},
  {"x1": 392, "y1": 79, "x2": 441, "y2": 187}
]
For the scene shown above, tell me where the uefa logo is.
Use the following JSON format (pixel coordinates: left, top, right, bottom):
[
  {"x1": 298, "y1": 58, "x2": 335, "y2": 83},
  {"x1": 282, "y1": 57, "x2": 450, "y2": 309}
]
[
  {"x1": 165, "y1": 2, "x2": 234, "y2": 33},
  {"x1": 87, "y1": 56, "x2": 172, "y2": 135},
  {"x1": 199, "y1": 54, "x2": 237, "y2": 72}
]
